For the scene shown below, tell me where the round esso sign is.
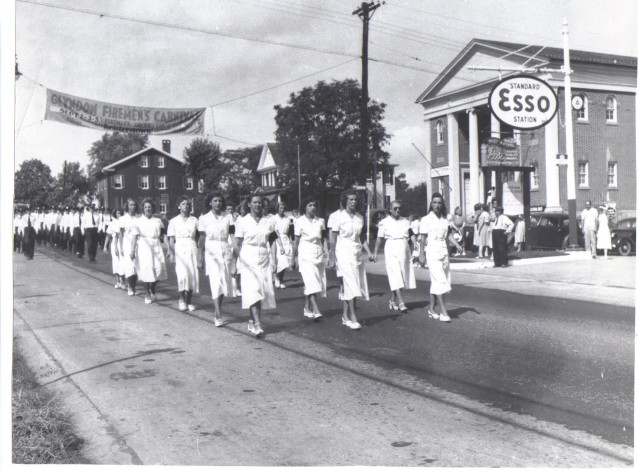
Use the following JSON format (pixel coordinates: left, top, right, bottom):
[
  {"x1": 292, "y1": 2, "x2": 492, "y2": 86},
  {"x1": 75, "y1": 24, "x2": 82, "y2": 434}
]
[{"x1": 489, "y1": 75, "x2": 558, "y2": 130}]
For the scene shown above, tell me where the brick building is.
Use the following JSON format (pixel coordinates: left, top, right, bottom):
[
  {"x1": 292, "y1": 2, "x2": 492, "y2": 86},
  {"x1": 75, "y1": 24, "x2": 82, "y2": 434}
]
[
  {"x1": 96, "y1": 140, "x2": 195, "y2": 214},
  {"x1": 415, "y1": 39, "x2": 636, "y2": 219}
]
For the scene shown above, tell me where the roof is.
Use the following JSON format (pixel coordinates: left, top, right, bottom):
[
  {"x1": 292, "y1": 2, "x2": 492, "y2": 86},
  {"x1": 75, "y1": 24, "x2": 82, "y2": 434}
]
[
  {"x1": 102, "y1": 145, "x2": 183, "y2": 173},
  {"x1": 257, "y1": 142, "x2": 283, "y2": 172},
  {"x1": 416, "y1": 38, "x2": 637, "y2": 104}
]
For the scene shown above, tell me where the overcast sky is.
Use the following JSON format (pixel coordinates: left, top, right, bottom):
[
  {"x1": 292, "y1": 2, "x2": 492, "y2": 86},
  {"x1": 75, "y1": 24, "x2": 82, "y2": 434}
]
[{"x1": 12, "y1": 0, "x2": 637, "y2": 186}]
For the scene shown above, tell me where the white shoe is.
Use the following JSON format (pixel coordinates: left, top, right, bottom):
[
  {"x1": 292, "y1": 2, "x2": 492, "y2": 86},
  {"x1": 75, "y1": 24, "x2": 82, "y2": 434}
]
[
  {"x1": 274, "y1": 278, "x2": 281, "y2": 288},
  {"x1": 114, "y1": 282, "x2": 121, "y2": 289},
  {"x1": 127, "y1": 287, "x2": 135, "y2": 296},
  {"x1": 248, "y1": 320, "x2": 255, "y2": 334},
  {"x1": 313, "y1": 312, "x2": 323, "y2": 319},
  {"x1": 187, "y1": 304, "x2": 196, "y2": 312},
  {"x1": 303, "y1": 308, "x2": 315, "y2": 318},
  {"x1": 253, "y1": 323, "x2": 264, "y2": 336},
  {"x1": 144, "y1": 297, "x2": 152, "y2": 305},
  {"x1": 178, "y1": 301, "x2": 187, "y2": 311},
  {"x1": 214, "y1": 318, "x2": 224, "y2": 327},
  {"x1": 439, "y1": 314, "x2": 452, "y2": 323}
]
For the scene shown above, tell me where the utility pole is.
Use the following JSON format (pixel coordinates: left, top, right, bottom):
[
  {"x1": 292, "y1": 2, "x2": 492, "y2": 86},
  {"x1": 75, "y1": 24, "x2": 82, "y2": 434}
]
[
  {"x1": 353, "y1": 1, "x2": 381, "y2": 188},
  {"x1": 62, "y1": 160, "x2": 67, "y2": 204},
  {"x1": 563, "y1": 19, "x2": 579, "y2": 249},
  {"x1": 297, "y1": 144, "x2": 301, "y2": 208}
]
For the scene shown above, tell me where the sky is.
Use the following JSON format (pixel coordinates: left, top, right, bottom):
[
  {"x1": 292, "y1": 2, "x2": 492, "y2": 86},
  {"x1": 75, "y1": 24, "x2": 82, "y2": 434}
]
[{"x1": 11, "y1": 0, "x2": 638, "y2": 187}]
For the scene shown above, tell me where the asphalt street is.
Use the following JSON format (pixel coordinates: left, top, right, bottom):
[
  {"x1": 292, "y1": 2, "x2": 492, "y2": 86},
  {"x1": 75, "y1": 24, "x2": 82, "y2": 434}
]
[{"x1": 12, "y1": 245, "x2": 635, "y2": 465}]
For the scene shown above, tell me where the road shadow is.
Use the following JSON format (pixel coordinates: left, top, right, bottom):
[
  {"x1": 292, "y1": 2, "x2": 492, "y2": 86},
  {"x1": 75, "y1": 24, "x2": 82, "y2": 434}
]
[{"x1": 448, "y1": 306, "x2": 481, "y2": 319}]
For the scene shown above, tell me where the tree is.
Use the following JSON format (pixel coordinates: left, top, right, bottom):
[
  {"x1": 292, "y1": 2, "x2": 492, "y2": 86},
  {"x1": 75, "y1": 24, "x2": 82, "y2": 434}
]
[
  {"x1": 183, "y1": 138, "x2": 223, "y2": 210},
  {"x1": 274, "y1": 79, "x2": 390, "y2": 212},
  {"x1": 14, "y1": 159, "x2": 54, "y2": 208},
  {"x1": 219, "y1": 146, "x2": 262, "y2": 205},
  {"x1": 395, "y1": 173, "x2": 428, "y2": 217},
  {"x1": 52, "y1": 161, "x2": 91, "y2": 208},
  {"x1": 87, "y1": 132, "x2": 148, "y2": 181}
]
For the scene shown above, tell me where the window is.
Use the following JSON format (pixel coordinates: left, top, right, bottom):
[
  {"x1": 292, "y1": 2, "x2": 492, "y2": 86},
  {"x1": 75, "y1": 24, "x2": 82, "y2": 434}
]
[
  {"x1": 139, "y1": 155, "x2": 149, "y2": 168},
  {"x1": 113, "y1": 174, "x2": 124, "y2": 189},
  {"x1": 437, "y1": 178, "x2": 445, "y2": 195},
  {"x1": 607, "y1": 162, "x2": 617, "y2": 187},
  {"x1": 138, "y1": 175, "x2": 149, "y2": 190},
  {"x1": 578, "y1": 162, "x2": 589, "y2": 188},
  {"x1": 577, "y1": 95, "x2": 588, "y2": 121},
  {"x1": 156, "y1": 175, "x2": 167, "y2": 190},
  {"x1": 531, "y1": 165, "x2": 539, "y2": 189},
  {"x1": 197, "y1": 179, "x2": 205, "y2": 193},
  {"x1": 384, "y1": 167, "x2": 394, "y2": 185},
  {"x1": 436, "y1": 120, "x2": 444, "y2": 145},
  {"x1": 185, "y1": 177, "x2": 194, "y2": 190},
  {"x1": 606, "y1": 96, "x2": 617, "y2": 123},
  {"x1": 156, "y1": 156, "x2": 165, "y2": 168},
  {"x1": 159, "y1": 194, "x2": 169, "y2": 214}
]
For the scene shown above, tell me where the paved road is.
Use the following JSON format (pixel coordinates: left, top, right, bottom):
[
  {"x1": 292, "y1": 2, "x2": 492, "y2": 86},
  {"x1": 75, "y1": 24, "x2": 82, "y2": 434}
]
[{"x1": 12, "y1": 246, "x2": 635, "y2": 465}]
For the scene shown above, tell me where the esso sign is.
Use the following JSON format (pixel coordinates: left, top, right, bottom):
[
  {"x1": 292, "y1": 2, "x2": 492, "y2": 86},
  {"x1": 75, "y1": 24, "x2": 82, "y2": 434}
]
[{"x1": 489, "y1": 75, "x2": 558, "y2": 130}]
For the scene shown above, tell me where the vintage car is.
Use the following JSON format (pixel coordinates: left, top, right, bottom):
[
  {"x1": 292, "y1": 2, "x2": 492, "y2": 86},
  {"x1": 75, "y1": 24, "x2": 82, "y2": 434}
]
[
  {"x1": 611, "y1": 217, "x2": 636, "y2": 256},
  {"x1": 527, "y1": 212, "x2": 584, "y2": 250}
]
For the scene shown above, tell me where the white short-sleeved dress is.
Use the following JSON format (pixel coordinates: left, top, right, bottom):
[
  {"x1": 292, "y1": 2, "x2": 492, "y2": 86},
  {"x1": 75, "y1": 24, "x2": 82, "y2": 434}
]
[
  {"x1": 236, "y1": 214, "x2": 277, "y2": 309},
  {"x1": 327, "y1": 209, "x2": 343, "y2": 276},
  {"x1": 135, "y1": 216, "x2": 168, "y2": 283},
  {"x1": 119, "y1": 213, "x2": 139, "y2": 278},
  {"x1": 198, "y1": 211, "x2": 234, "y2": 298},
  {"x1": 274, "y1": 214, "x2": 293, "y2": 273},
  {"x1": 378, "y1": 216, "x2": 416, "y2": 291},
  {"x1": 419, "y1": 211, "x2": 451, "y2": 295},
  {"x1": 333, "y1": 211, "x2": 369, "y2": 301},
  {"x1": 168, "y1": 215, "x2": 199, "y2": 293},
  {"x1": 596, "y1": 213, "x2": 612, "y2": 250},
  {"x1": 295, "y1": 215, "x2": 327, "y2": 297},
  {"x1": 107, "y1": 218, "x2": 124, "y2": 276}
]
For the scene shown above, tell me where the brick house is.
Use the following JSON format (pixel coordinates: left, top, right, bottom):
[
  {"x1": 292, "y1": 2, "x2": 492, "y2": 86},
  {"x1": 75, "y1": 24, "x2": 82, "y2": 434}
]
[
  {"x1": 96, "y1": 140, "x2": 195, "y2": 214},
  {"x1": 415, "y1": 39, "x2": 636, "y2": 219}
]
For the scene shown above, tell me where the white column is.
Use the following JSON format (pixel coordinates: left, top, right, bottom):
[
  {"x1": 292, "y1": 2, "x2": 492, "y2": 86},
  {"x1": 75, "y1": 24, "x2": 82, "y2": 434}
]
[
  {"x1": 468, "y1": 108, "x2": 480, "y2": 208},
  {"x1": 490, "y1": 113, "x2": 501, "y2": 189},
  {"x1": 447, "y1": 113, "x2": 460, "y2": 210},
  {"x1": 424, "y1": 119, "x2": 432, "y2": 200},
  {"x1": 544, "y1": 113, "x2": 562, "y2": 211}
]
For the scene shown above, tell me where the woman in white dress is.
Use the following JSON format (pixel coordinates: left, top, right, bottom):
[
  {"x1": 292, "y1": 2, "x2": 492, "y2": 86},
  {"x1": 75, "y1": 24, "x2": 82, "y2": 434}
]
[
  {"x1": 131, "y1": 198, "x2": 168, "y2": 304},
  {"x1": 232, "y1": 195, "x2": 279, "y2": 337},
  {"x1": 419, "y1": 192, "x2": 452, "y2": 322},
  {"x1": 198, "y1": 193, "x2": 235, "y2": 326},
  {"x1": 596, "y1": 206, "x2": 612, "y2": 259},
  {"x1": 372, "y1": 200, "x2": 416, "y2": 314},
  {"x1": 119, "y1": 199, "x2": 139, "y2": 296},
  {"x1": 168, "y1": 196, "x2": 200, "y2": 312},
  {"x1": 103, "y1": 208, "x2": 125, "y2": 290},
  {"x1": 328, "y1": 190, "x2": 370, "y2": 330},
  {"x1": 292, "y1": 196, "x2": 328, "y2": 320},
  {"x1": 274, "y1": 201, "x2": 293, "y2": 288}
]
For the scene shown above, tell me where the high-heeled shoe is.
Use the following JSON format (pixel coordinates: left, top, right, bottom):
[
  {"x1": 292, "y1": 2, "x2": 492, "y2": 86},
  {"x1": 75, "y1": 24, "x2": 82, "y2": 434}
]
[
  {"x1": 398, "y1": 303, "x2": 408, "y2": 314},
  {"x1": 389, "y1": 300, "x2": 399, "y2": 311}
]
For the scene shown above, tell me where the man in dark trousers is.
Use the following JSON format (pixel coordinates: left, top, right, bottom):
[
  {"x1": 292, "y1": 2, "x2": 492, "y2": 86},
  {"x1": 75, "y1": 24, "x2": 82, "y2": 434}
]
[
  {"x1": 491, "y1": 206, "x2": 514, "y2": 268},
  {"x1": 82, "y1": 203, "x2": 99, "y2": 262},
  {"x1": 71, "y1": 206, "x2": 85, "y2": 258},
  {"x1": 20, "y1": 208, "x2": 37, "y2": 260}
]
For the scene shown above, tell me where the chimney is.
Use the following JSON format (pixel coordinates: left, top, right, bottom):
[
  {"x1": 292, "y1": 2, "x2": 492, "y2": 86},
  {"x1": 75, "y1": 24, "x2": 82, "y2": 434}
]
[{"x1": 162, "y1": 139, "x2": 171, "y2": 154}]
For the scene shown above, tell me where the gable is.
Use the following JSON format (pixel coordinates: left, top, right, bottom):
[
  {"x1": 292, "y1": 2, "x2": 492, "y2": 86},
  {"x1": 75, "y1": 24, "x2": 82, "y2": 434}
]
[
  {"x1": 257, "y1": 142, "x2": 280, "y2": 172},
  {"x1": 102, "y1": 145, "x2": 183, "y2": 172}
]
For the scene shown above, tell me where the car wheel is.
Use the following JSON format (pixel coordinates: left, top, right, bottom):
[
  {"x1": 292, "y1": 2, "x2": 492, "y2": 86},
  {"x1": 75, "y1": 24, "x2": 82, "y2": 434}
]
[{"x1": 618, "y1": 239, "x2": 632, "y2": 256}]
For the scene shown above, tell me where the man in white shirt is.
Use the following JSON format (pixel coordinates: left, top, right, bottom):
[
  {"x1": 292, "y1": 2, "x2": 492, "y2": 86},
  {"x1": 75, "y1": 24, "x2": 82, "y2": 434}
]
[
  {"x1": 580, "y1": 200, "x2": 599, "y2": 258},
  {"x1": 82, "y1": 204, "x2": 99, "y2": 261},
  {"x1": 491, "y1": 206, "x2": 514, "y2": 268}
]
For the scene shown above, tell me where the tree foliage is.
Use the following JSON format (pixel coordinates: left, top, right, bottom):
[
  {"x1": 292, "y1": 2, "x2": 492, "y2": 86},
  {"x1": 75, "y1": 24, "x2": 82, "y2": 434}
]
[
  {"x1": 218, "y1": 146, "x2": 262, "y2": 205},
  {"x1": 183, "y1": 137, "x2": 222, "y2": 181},
  {"x1": 87, "y1": 132, "x2": 148, "y2": 180},
  {"x1": 395, "y1": 174, "x2": 428, "y2": 217},
  {"x1": 274, "y1": 79, "x2": 390, "y2": 212},
  {"x1": 51, "y1": 161, "x2": 91, "y2": 208},
  {"x1": 14, "y1": 159, "x2": 54, "y2": 208}
]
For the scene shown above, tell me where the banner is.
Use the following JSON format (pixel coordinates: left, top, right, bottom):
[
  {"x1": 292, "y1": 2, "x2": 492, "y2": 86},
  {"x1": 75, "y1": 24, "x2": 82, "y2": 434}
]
[{"x1": 44, "y1": 89, "x2": 205, "y2": 135}]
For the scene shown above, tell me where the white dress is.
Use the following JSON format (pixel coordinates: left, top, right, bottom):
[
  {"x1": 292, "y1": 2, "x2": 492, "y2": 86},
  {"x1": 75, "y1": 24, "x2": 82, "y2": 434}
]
[
  {"x1": 419, "y1": 212, "x2": 451, "y2": 295},
  {"x1": 198, "y1": 211, "x2": 234, "y2": 298},
  {"x1": 596, "y1": 213, "x2": 612, "y2": 250},
  {"x1": 333, "y1": 211, "x2": 369, "y2": 301},
  {"x1": 119, "y1": 213, "x2": 138, "y2": 278},
  {"x1": 327, "y1": 209, "x2": 343, "y2": 276},
  {"x1": 236, "y1": 214, "x2": 277, "y2": 310},
  {"x1": 378, "y1": 216, "x2": 416, "y2": 291},
  {"x1": 168, "y1": 215, "x2": 199, "y2": 293},
  {"x1": 107, "y1": 218, "x2": 124, "y2": 276},
  {"x1": 295, "y1": 215, "x2": 327, "y2": 297},
  {"x1": 274, "y1": 214, "x2": 293, "y2": 273},
  {"x1": 134, "y1": 216, "x2": 168, "y2": 283}
]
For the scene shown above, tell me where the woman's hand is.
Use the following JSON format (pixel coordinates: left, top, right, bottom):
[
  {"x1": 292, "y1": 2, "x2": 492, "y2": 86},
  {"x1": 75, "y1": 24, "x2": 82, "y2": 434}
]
[
  {"x1": 114, "y1": 248, "x2": 119, "y2": 257},
  {"x1": 130, "y1": 251, "x2": 136, "y2": 260}
]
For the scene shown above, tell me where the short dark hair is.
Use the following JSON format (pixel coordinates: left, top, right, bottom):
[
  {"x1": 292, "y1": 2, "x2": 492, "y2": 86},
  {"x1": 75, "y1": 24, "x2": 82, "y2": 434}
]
[
  {"x1": 300, "y1": 196, "x2": 318, "y2": 214},
  {"x1": 340, "y1": 189, "x2": 358, "y2": 208},
  {"x1": 142, "y1": 197, "x2": 156, "y2": 211},
  {"x1": 204, "y1": 192, "x2": 226, "y2": 211},
  {"x1": 429, "y1": 192, "x2": 448, "y2": 217},
  {"x1": 176, "y1": 195, "x2": 191, "y2": 210}
]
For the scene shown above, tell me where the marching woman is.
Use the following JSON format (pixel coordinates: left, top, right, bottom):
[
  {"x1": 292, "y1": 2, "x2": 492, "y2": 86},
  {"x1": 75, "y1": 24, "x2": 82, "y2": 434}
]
[
  {"x1": 103, "y1": 208, "x2": 125, "y2": 290},
  {"x1": 198, "y1": 192, "x2": 235, "y2": 326},
  {"x1": 419, "y1": 192, "x2": 452, "y2": 323},
  {"x1": 167, "y1": 196, "x2": 200, "y2": 312},
  {"x1": 274, "y1": 201, "x2": 293, "y2": 288},
  {"x1": 372, "y1": 200, "x2": 416, "y2": 314},
  {"x1": 328, "y1": 189, "x2": 370, "y2": 330},
  {"x1": 131, "y1": 198, "x2": 168, "y2": 304},
  {"x1": 232, "y1": 195, "x2": 278, "y2": 337},
  {"x1": 119, "y1": 199, "x2": 139, "y2": 296},
  {"x1": 292, "y1": 196, "x2": 328, "y2": 320}
]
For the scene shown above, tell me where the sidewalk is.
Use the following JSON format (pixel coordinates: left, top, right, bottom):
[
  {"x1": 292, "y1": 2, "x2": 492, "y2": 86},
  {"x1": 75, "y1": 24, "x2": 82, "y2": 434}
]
[{"x1": 366, "y1": 251, "x2": 636, "y2": 308}]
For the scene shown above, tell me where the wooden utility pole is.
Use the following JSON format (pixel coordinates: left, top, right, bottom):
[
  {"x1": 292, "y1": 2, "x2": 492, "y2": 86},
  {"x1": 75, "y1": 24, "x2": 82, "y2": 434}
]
[{"x1": 353, "y1": 1, "x2": 381, "y2": 187}]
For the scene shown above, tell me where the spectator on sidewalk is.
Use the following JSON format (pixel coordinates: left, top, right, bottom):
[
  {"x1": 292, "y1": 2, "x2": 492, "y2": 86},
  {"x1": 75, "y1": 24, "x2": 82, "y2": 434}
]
[
  {"x1": 476, "y1": 203, "x2": 491, "y2": 258},
  {"x1": 580, "y1": 200, "x2": 599, "y2": 258},
  {"x1": 449, "y1": 206, "x2": 465, "y2": 256},
  {"x1": 596, "y1": 206, "x2": 612, "y2": 260},
  {"x1": 372, "y1": 200, "x2": 416, "y2": 314},
  {"x1": 514, "y1": 215, "x2": 526, "y2": 252},
  {"x1": 492, "y1": 206, "x2": 514, "y2": 268},
  {"x1": 167, "y1": 196, "x2": 199, "y2": 311}
]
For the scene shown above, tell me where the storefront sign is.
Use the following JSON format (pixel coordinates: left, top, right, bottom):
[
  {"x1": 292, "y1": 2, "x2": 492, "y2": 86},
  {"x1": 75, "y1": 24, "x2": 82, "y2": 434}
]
[
  {"x1": 45, "y1": 89, "x2": 205, "y2": 135},
  {"x1": 488, "y1": 75, "x2": 558, "y2": 130},
  {"x1": 481, "y1": 137, "x2": 520, "y2": 166},
  {"x1": 430, "y1": 166, "x2": 449, "y2": 178}
]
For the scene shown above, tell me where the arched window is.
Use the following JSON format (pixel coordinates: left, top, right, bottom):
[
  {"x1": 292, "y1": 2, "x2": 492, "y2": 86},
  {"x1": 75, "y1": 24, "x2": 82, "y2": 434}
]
[
  {"x1": 606, "y1": 96, "x2": 617, "y2": 123},
  {"x1": 436, "y1": 120, "x2": 444, "y2": 145},
  {"x1": 577, "y1": 95, "x2": 588, "y2": 121}
]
